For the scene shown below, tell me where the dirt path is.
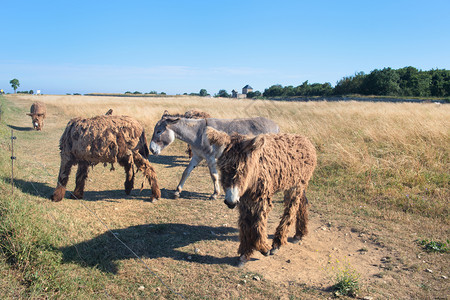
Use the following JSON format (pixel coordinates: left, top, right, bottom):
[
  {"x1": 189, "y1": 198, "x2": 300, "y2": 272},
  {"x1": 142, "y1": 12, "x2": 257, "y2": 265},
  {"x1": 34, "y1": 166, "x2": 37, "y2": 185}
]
[{"x1": 242, "y1": 214, "x2": 389, "y2": 291}]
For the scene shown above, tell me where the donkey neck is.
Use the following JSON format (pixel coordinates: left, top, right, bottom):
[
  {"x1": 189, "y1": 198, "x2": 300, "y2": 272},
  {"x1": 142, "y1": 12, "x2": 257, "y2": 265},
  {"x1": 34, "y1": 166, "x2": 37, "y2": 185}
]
[{"x1": 168, "y1": 118, "x2": 205, "y2": 145}]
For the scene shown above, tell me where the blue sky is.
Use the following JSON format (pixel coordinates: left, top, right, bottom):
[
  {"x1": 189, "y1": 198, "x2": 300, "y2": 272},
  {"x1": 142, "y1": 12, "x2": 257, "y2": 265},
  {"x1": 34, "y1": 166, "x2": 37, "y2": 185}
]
[{"x1": 1, "y1": 0, "x2": 449, "y2": 95}]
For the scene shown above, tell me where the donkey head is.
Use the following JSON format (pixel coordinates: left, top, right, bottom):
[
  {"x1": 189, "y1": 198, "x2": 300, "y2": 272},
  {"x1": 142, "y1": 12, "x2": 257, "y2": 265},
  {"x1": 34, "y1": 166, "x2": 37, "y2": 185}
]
[
  {"x1": 206, "y1": 127, "x2": 265, "y2": 209},
  {"x1": 26, "y1": 113, "x2": 45, "y2": 131},
  {"x1": 149, "y1": 110, "x2": 180, "y2": 155}
]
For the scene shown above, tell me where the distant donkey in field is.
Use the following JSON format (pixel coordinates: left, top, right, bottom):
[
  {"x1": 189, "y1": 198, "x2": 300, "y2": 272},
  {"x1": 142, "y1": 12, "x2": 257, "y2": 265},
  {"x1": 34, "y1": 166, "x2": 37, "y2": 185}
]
[
  {"x1": 51, "y1": 115, "x2": 160, "y2": 202},
  {"x1": 149, "y1": 110, "x2": 279, "y2": 200},
  {"x1": 27, "y1": 101, "x2": 47, "y2": 131}
]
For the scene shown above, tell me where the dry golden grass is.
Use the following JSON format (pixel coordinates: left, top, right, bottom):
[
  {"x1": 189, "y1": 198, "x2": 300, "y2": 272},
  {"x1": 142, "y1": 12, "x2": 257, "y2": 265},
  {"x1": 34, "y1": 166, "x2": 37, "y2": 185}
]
[
  {"x1": 1, "y1": 94, "x2": 449, "y2": 299},
  {"x1": 26, "y1": 94, "x2": 448, "y2": 217}
]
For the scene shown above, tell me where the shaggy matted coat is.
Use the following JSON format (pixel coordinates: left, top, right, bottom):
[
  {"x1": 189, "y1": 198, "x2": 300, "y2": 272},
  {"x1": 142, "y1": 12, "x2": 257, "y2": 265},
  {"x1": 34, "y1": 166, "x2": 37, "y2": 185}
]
[
  {"x1": 51, "y1": 115, "x2": 160, "y2": 202},
  {"x1": 26, "y1": 101, "x2": 47, "y2": 131},
  {"x1": 207, "y1": 127, "x2": 317, "y2": 266}
]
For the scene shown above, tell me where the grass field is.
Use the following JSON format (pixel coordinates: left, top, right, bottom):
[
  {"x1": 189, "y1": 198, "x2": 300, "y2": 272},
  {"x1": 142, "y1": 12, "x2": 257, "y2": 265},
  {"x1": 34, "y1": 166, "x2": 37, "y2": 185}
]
[{"x1": 0, "y1": 94, "x2": 448, "y2": 299}]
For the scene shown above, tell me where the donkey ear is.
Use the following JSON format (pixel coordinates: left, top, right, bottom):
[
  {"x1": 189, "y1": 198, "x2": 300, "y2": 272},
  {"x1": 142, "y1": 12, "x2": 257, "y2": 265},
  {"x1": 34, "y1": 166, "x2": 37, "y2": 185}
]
[
  {"x1": 162, "y1": 110, "x2": 170, "y2": 117},
  {"x1": 165, "y1": 117, "x2": 180, "y2": 124},
  {"x1": 242, "y1": 135, "x2": 265, "y2": 153},
  {"x1": 206, "y1": 127, "x2": 231, "y2": 147},
  {"x1": 26, "y1": 113, "x2": 32, "y2": 116}
]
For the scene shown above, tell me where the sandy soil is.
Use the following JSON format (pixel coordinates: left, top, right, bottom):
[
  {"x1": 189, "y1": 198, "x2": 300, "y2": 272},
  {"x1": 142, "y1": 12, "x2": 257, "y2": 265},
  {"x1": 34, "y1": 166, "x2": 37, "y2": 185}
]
[{"x1": 245, "y1": 214, "x2": 388, "y2": 290}]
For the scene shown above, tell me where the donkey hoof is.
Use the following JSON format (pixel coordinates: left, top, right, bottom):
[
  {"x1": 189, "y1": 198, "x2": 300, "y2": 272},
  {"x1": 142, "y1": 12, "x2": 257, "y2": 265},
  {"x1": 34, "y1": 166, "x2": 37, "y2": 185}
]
[
  {"x1": 270, "y1": 247, "x2": 279, "y2": 256},
  {"x1": 174, "y1": 192, "x2": 180, "y2": 199},
  {"x1": 292, "y1": 236, "x2": 303, "y2": 244},
  {"x1": 236, "y1": 259, "x2": 247, "y2": 268},
  {"x1": 237, "y1": 260, "x2": 246, "y2": 268},
  {"x1": 70, "y1": 193, "x2": 83, "y2": 200},
  {"x1": 261, "y1": 250, "x2": 270, "y2": 256},
  {"x1": 237, "y1": 257, "x2": 248, "y2": 268},
  {"x1": 209, "y1": 194, "x2": 218, "y2": 200},
  {"x1": 50, "y1": 196, "x2": 62, "y2": 202}
]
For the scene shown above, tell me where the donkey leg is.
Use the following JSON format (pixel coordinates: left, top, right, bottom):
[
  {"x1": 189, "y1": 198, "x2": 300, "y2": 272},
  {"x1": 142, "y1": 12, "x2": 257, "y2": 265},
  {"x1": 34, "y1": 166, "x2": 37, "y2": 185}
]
[
  {"x1": 271, "y1": 188, "x2": 302, "y2": 255},
  {"x1": 51, "y1": 157, "x2": 75, "y2": 202},
  {"x1": 118, "y1": 153, "x2": 135, "y2": 195},
  {"x1": 71, "y1": 161, "x2": 90, "y2": 199},
  {"x1": 253, "y1": 201, "x2": 272, "y2": 256},
  {"x1": 133, "y1": 152, "x2": 161, "y2": 201},
  {"x1": 186, "y1": 145, "x2": 193, "y2": 158},
  {"x1": 175, "y1": 154, "x2": 203, "y2": 199},
  {"x1": 293, "y1": 190, "x2": 309, "y2": 243},
  {"x1": 206, "y1": 158, "x2": 220, "y2": 200},
  {"x1": 122, "y1": 160, "x2": 135, "y2": 195},
  {"x1": 237, "y1": 200, "x2": 271, "y2": 267},
  {"x1": 237, "y1": 203, "x2": 255, "y2": 267}
]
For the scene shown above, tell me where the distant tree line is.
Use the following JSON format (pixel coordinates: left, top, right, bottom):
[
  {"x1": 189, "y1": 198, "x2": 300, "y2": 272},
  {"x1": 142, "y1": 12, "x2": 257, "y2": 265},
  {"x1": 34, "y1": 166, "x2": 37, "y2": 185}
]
[
  {"x1": 184, "y1": 89, "x2": 210, "y2": 97},
  {"x1": 263, "y1": 82, "x2": 333, "y2": 97},
  {"x1": 124, "y1": 91, "x2": 166, "y2": 95},
  {"x1": 17, "y1": 90, "x2": 34, "y2": 94},
  {"x1": 262, "y1": 67, "x2": 450, "y2": 98}
]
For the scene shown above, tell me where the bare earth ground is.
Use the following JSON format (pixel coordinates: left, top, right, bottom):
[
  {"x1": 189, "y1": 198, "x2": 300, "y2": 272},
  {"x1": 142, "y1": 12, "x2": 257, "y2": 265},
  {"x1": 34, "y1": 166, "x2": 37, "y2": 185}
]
[{"x1": 3, "y1": 95, "x2": 449, "y2": 299}]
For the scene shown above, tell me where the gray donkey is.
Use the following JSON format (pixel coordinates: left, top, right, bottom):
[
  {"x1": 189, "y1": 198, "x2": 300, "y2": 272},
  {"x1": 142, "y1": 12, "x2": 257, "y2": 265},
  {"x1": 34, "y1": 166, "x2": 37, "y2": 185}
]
[{"x1": 150, "y1": 110, "x2": 279, "y2": 200}]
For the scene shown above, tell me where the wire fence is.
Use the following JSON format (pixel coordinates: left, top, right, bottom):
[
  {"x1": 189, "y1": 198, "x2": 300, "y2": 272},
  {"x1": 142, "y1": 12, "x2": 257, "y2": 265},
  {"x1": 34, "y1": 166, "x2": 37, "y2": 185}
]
[{"x1": 7, "y1": 129, "x2": 186, "y2": 299}]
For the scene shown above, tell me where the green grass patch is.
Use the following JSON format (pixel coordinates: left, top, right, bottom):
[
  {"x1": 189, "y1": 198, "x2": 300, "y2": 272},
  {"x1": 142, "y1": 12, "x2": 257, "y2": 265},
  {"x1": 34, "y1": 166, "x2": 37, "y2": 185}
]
[
  {"x1": 418, "y1": 239, "x2": 449, "y2": 253},
  {"x1": 332, "y1": 263, "x2": 361, "y2": 297}
]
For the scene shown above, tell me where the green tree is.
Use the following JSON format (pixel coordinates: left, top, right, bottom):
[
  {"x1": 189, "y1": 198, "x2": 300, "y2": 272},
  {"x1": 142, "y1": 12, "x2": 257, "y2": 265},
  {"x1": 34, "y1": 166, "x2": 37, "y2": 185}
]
[
  {"x1": 397, "y1": 66, "x2": 420, "y2": 96},
  {"x1": 361, "y1": 68, "x2": 400, "y2": 96},
  {"x1": 429, "y1": 69, "x2": 450, "y2": 97},
  {"x1": 199, "y1": 89, "x2": 208, "y2": 97},
  {"x1": 334, "y1": 72, "x2": 366, "y2": 95},
  {"x1": 216, "y1": 89, "x2": 230, "y2": 98},
  {"x1": 263, "y1": 84, "x2": 284, "y2": 97},
  {"x1": 295, "y1": 81, "x2": 310, "y2": 96},
  {"x1": 9, "y1": 78, "x2": 20, "y2": 93},
  {"x1": 246, "y1": 91, "x2": 261, "y2": 99},
  {"x1": 284, "y1": 85, "x2": 295, "y2": 96},
  {"x1": 308, "y1": 82, "x2": 333, "y2": 96}
]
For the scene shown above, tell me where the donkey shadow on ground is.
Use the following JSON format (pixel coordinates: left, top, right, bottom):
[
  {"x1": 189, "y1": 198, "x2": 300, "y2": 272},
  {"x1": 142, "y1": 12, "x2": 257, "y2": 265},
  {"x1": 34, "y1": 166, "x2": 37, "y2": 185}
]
[
  {"x1": 6, "y1": 178, "x2": 163, "y2": 203},
  {"x1": 60, "y1": 223, "x2": 240, "y2": 273},
  {"x1": 148, "y1": 154, "x2": 189, "y2": 169},
  {"x1": 7, "y1": 178, "x2": 212, "y2": 203},
  {"x1": 7, "y1": 124, "x2": 34, "y2": 131},
  {"x1": 3, "y1": 177, "x2": 54, "y2": 197},
  {"x1": 69, "y1": 188, "x2": 212, "y2": 202}
]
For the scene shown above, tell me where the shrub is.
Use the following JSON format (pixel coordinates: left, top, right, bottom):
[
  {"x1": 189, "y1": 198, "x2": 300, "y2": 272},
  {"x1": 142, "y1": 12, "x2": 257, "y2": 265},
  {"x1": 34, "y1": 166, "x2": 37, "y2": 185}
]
[
  {"x1": 331, "y1": 262, "x2": 361, "y2": 297},
  {"x1": 246, "y1": 91, "x2": 261, "y2": 99},
  {"x1": 418, "y1": 239, "x2": 449, "y2": 253},
  {"x1": 216, "y1": 89, "x2": 230, "y2": 98}
]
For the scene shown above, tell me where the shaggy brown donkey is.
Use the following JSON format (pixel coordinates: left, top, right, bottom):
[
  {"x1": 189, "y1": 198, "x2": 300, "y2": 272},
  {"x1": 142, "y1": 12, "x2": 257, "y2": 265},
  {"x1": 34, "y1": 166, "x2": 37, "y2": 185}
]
[
  {"x1": 26, "y1": 101, "x2": 46, "y2": 131},
  {"x1": 207, "y1": 127, "x2": 317, "y2": 267},
  {"x1": 51, "y1": 115, "x2": 160, "y2": 202}
]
